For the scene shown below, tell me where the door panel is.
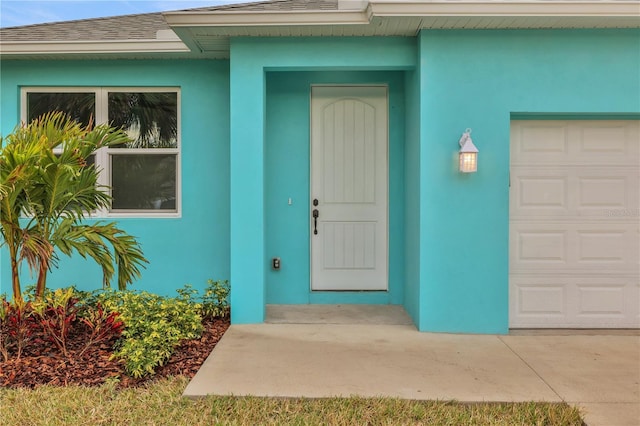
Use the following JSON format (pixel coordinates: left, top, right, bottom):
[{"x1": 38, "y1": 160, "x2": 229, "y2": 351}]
[{"x1": 311, "y1": 86, "x2": 388, "y2": 291}]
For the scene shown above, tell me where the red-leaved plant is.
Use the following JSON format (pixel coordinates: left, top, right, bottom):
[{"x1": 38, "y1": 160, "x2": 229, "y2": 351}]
[
  {"x1": 78, "y1": 304, "x2": 124, "y2": 356},
  {"x1": 0, "y1": 299, "x2": 36, "y2": 361},
  {"x1": 32, "y1": 289, "x2": 80, "y2": 358},
  {"x1": 0, "y1": 299, "x2": 7, "y2": 362}
]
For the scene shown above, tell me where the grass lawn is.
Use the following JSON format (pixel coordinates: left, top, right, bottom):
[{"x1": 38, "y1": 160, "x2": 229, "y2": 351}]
[{"x1": 0, "y1": 376, "x2": 583, "y2": 426}]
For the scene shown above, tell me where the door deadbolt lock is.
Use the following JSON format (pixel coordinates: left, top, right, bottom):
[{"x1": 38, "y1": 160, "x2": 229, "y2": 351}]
[{"x1": 312, "y1": 199, "x2": 320, "y2": 235}]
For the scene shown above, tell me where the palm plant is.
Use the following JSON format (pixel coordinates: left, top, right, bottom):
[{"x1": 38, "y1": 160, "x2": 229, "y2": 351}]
[{"x1": 0, "y1": 112, "x2": 148, "y2": 303}]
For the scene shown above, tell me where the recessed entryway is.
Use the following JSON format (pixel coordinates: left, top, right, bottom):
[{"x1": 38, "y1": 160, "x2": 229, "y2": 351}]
[{"x1": 264, "y1": 72, "x2": 405, "y2": 311}]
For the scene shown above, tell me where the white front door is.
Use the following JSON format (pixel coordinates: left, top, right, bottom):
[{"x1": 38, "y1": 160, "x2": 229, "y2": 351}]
[{"x1": 310, "y1": 86, "x2": 388, "y2": 291}]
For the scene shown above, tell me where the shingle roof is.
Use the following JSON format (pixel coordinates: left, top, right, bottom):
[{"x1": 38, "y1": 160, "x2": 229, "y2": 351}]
[
  {"x1": 191, "y1": 0, "x2": 338, "y2": 11},
  {"x1": 0, "y1": 13, "x2": 170, "y2": 42},
  {"x1": 0, "y1": 0, "x2": 340, "y2": 42}
]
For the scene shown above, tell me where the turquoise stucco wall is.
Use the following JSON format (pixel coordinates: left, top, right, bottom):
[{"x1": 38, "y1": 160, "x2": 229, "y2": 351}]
[
  {"x1": 0, "y1": 59, "x2": 231, "y2": 297},
  {"x1": 403, "y1": 67, "x2": 421, "y2": 327},
  {"x1": 265, "y1": 71, "x2": 405, "y2": 305},
  {"x1": 417, "y1": 29, "x2": 640, "y2": 333},
  {"x1": 2, "y1": 29, "x2": 637, "y2": 334}
]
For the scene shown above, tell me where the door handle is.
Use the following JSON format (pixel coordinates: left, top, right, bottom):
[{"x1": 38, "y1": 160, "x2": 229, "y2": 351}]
[{"x1": 312, "y1": 208, "x2": 319, "y2": 235}]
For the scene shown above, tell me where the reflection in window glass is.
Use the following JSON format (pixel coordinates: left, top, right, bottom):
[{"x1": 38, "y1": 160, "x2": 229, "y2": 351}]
[
  {"x1": 111, "y1": 154, "x2": 176, "y2": 211},
  {"x1": 108, "y1": 92, "x2": 178, "y2": 148},
  {"x1": 23, "y1": 87, "x2": 180, "y2": 214},
  {"x1": 27, "y1": 92, "x2": 95, "y2": 126}
]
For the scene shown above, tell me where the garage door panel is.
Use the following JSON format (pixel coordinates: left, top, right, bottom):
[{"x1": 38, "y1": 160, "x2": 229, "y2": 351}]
[
  {"x1": 577, "y1": 283, "x2": 626, "y2": 318},
  {"x1": 571, "y1": 278, "x2": 638, "y2": 327},
  {"x1": 578, "y1": 176, "x2": 627, "y2": 210},
  {"x1": 511, "y1": 122, "x2": 569, "y2": 163},
  {"x1": 511, "y1": 228, "x2": 568, "y2": 265},
  {"x1": 510, "y1": 120, "x2": 639, "y2": 328},
  {"x1": 577, "y1": 230, "x2": 628, "y2": 265},
  {"x1": 510, "y1": 275, "x2": 640, "y2": 328},
  {"x1": 511, "y1": 121, "x2": 639, "y2": 166},
  {"x1": 575, "y1": 122, "x2": 640, "y2": 162},
  {"x1": 511, "y1": 223, "x2": 639, "y2": 272},
  {"x1": 511, "y1": 277, "x2": 566, "y2": 321},
  {"x1": 511, "y1": 172, "x2": 568, "y2": 213},
  {"x1": 577, "y1": 170, "x2": 638, "y2": 212},
  {"x1": 512, "y1": 168, "x2": 638, "y2": 217}
]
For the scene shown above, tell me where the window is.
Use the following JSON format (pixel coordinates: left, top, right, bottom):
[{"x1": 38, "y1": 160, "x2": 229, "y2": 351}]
[
  {"x1": 22, "y1": 88, "x2": 180, "y2": 216},
  {"x1": 27, "y1": 91, "x2": 95, "y2": 126}
]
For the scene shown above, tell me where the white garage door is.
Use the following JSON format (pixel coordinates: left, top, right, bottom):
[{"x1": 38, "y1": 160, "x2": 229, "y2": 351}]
[{"x1": 510, "y1": 120, "x2": 639, "y2": 328}]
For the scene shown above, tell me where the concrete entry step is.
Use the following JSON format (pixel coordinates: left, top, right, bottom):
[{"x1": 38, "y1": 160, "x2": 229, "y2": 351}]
[{"x1": 266, "y1": 304, "x2": 414, "y2": 326}]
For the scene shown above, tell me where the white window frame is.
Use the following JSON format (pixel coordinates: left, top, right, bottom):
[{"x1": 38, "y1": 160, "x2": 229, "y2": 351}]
[{"x1": 20, "y1": 86, "x2": 181, "y2": 218}]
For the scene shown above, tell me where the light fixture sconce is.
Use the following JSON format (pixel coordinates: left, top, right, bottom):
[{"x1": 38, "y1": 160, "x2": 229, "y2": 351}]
[{"x1": 458, "y1": 128, "x2": 478, "y2": 173}]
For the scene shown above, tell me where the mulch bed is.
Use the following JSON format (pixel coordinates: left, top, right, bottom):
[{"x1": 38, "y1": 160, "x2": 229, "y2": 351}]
[{"x1": 0, "y1": 318, "x2": 229, "y2": 389}]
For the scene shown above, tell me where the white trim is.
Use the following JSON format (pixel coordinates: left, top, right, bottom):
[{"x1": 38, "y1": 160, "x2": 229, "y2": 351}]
[
  {"x1": 1, "y1": 40, "x2": 190, "y2": 56},
  {"x1": 95, "y1": 89, "x2": 109, "y2": 196},
  {"x1": 20, "y1": 86, "x2": 182, "y2": 218},
  {"x1": 164, "y1": 10, "x2": 369, "y2": 27},
  {"x1": 369, "y1": 1, "x2": 640, "y2": 18},
  {"x1": 338, "y1": 0, "x2": 369, "y2": 10},
  {"x1": 163, "y1": 1, "x2": 640, "y2": 28}
]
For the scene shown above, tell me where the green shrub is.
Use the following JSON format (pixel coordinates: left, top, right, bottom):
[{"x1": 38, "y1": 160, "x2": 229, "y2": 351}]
[
  {"x1": 201, "y1": 279, "x2": 230, "y2": 319},
  {"x1": 97, "y1": 290, "x2": 203, "y2": 378}
]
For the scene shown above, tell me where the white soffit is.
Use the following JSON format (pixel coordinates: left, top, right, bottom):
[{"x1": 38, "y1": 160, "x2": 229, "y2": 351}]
[
  {"x1": 164, "y1": 10, "x2": 369, "y2": 26},
  {"x1": 164, "y1": 1, "x2": 640, "y2": 28},
  {"x1": 371, "y1": 1, "x2": 640, "y2": 18},
  {"x1": 163, "y1": 0, "x2": 639, "y2": 56}
]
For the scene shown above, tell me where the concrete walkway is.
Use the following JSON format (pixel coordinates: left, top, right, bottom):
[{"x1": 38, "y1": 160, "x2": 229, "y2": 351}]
[{"x1": 185, "y1": 306, "x2": 640, "y2": 426}]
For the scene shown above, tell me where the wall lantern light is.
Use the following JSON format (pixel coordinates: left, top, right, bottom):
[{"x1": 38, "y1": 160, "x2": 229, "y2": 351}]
[{"x1": 458, "y1": 128, "x2": 478, "y2": 173}]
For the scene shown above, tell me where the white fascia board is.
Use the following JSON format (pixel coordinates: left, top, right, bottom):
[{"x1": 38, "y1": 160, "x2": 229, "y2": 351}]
[
  {"x1": 164, "y1": 10, "x2": 369, "y2": 27},
  {"x1": 0, "y1": 40, "x2": 191, "y2": 56},
  {"x1": 369, "y1": 1, "x2": 640, "y2": 17}
]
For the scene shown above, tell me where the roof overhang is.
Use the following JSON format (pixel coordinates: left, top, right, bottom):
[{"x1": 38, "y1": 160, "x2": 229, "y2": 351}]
[
  {"x1": 165, "y1": 10, "x2": 369, "y2": 27},
  {"x1": 371, "y1": 0, "x2": 640, "y2": 18},
  {"x1": 163, "y1": 0, "x2": 640, "y2": 58},
  {"x1": 2, "y1": 1, "x2": 638, "y2": 59},
  {"x1": 164, "y1": 1, "x2": 640, "y2": 27},
  {"x1": 0, "y1": 40, "x2": 191, "y2": 57}
]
